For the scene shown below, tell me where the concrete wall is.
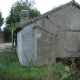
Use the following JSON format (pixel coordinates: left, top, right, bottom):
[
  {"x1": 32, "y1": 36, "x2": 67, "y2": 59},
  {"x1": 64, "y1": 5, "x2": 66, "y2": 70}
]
[
  {"x1": 51, "y1": 5, "x2": 80, "y2": 57},
  {"x1": 35, "y1": 28, "x2": 55, "y2": 66},
  {"x1": 35, "y1": 5, "x2": 80, "y2": 58},
  {"x1": 17, "y1": 31, "x2": 23, "y2": 65},
  {"x1": 17, "y1": 23, "x2": 34, "y2": 66},
  {"x1": 17, "y1": 4, "x2": 80, "y2": 66}
]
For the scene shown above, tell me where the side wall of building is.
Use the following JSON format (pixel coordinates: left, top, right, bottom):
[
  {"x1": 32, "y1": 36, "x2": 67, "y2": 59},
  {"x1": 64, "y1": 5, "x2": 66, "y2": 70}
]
[
  {"x1": 35, "y1": 5, "x2": 80, "y2": 58},
  {"x1": 17, "y1": 23, "x2": 35, "y2": 66},
  {"x1": 17, "y1": 31, "x2": 23, "y2": 65},
  {"x1": 34, "y1": 28, "x2": 55, "y2": 66},
  {"x1": 50, "y1": 5, "x2": 80, "y2": 58},
  {"x1": 17, "y1": 4, "x2": 80, "y2": 66}
]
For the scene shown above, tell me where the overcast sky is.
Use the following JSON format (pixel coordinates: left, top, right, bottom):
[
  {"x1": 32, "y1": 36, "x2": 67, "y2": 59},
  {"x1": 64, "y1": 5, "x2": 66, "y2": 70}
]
[
  {"x1": 0, "y1": 0, "x2": 76, "y2": 18},
  {"x1": 0, "y1": 0, "x2": 80, "y2": 29}
]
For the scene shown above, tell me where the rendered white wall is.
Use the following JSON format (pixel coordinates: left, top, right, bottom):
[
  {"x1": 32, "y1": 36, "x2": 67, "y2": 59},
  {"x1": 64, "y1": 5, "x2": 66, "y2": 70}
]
[{"x1": 17, "y1": 23, "x2": 35, "y2": 66}]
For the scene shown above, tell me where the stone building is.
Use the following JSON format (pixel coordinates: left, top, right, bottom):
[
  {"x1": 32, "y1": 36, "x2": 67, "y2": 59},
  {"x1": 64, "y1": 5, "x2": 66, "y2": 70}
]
[{"x1": 15, "y1": 1, "x2": 80, "y2": 66}]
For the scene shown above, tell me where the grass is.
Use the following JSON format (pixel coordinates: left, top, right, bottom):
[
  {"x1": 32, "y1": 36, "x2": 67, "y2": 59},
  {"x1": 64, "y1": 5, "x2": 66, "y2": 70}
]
[{"x1": 0, "y1": 50, "x2": 80, "y2": 80}]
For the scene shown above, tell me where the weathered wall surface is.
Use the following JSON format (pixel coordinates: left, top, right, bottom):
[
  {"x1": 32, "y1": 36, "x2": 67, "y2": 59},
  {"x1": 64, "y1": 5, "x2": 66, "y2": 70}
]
[
  {"x1": 21, "y1": 24, "x2": 34, "y2": 66},
  {"x1": 17, "y1": 24, "x2": 34, "y2": 66},
  {"x1": 35, "y1": 5, "x2": 80, "y2": 58},
  {"x1": 35, "y1": 28, "x2": 55, "y2": 66},
  {"x1": 51, "y1": 5, "x2": 80, "y2": 57},
  {"x1": 17, "y1": 31, "x2": 23, "y2": 65}
]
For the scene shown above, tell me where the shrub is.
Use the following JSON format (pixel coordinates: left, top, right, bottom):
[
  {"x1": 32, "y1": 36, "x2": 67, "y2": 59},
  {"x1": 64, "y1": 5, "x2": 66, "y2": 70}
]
[{"x1": 3, "y1": 28, "x2": 11, "y2": 42}]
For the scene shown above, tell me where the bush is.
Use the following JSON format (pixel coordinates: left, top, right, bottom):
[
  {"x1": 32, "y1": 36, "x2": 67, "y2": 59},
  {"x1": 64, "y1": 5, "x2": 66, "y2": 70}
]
[
  {"x1": 0, "y1": 31, "x2": 3, "y2": 42},
  {"x1": 3, "y1": 28, "x2": 11, "y2": 42}
]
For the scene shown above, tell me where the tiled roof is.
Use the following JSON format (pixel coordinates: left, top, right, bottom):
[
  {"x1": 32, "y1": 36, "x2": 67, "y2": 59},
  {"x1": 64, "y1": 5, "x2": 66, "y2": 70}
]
[{"x1": 15, "y1": 1, "x2": 80, "y2": 32}]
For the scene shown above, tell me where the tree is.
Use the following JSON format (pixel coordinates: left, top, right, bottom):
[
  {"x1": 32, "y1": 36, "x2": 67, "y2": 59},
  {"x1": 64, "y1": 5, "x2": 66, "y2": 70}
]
[
  {"x1": 6, "y1": 0, "x2": 40, "y2": 28},
  {"x1": 0, "y1": 11, "x2": 4, "y2": 29}
]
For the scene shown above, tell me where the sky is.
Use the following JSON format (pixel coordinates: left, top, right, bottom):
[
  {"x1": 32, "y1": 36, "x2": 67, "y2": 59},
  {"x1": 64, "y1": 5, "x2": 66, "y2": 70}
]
[{"x1": 0, "y1": 0, "x2": 80, "y2": 29}]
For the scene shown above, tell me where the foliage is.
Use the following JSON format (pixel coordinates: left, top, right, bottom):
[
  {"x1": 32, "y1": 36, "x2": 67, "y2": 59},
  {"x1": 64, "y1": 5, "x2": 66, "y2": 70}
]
[
  {"x1": 6, "y1": 0, "x2": 40, "y2": 28},
  {"x1": 0, "y1": 50, "x2": 76, "y2": 80},
  {"x1": 0, "y1": 31, "x2": 3, "y2": 42},
  {"x1": 3, "y1": 28, "x2": 11, "y2": 42},
  {"x1": 0, "y1": 50, "x2": 18, "y2": 65},
  {"x1": 53, "y1": 62, "x2": 73, "y2": 80},
  {"x1": 0, "y1": 11, "x2": 4, "y2": 28},
  {"x1": 0, "y1": 31, "x2": 3, "y2": 38}
]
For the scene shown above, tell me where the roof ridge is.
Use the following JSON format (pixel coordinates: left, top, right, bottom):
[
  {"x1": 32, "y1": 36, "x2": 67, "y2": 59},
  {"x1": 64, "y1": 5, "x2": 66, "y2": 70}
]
[
  {"x1": 32, "y1": 1, "x2": 73, "y2": 21},
  {"x1": 19, "y1": 1, "x2": 80, "y2": 28},
  {"x1": 73, "y1": 0, "x2": 80, "y2": 8}
]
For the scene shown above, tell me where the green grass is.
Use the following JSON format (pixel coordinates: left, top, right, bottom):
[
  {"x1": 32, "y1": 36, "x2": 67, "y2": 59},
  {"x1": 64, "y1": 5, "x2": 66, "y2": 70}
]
[{"x1": 0, "y1": 50, "x2": 79, "y2": 80}]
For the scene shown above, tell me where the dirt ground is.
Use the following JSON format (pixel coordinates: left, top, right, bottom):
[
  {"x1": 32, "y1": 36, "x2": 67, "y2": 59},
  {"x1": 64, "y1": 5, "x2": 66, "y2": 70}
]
[{"x1": 0, "y1": 43, "x2": 12, "y2": 50}]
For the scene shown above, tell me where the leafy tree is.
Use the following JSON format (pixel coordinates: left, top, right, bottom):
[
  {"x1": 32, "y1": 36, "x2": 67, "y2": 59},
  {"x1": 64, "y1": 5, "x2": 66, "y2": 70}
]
[
  {"x1": 6, "y1": 0, "x2": 40, "y2": 28},
  {"x1": 0, "y1": 11, "x2": 4, "y2": 29}
]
